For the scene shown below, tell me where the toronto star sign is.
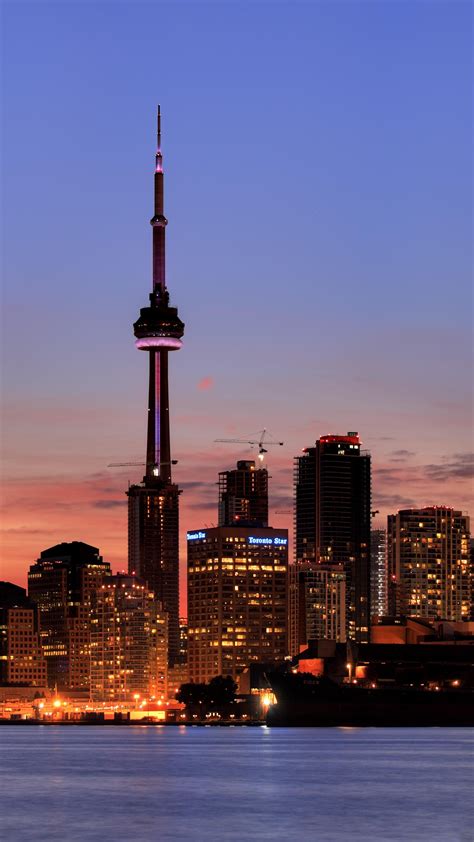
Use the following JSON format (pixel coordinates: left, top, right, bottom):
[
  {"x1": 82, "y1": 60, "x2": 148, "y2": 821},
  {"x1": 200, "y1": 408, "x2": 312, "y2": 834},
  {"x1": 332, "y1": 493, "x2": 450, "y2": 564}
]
[{"x1": 186, "y1": 531, "x2": 287, "y2": 546}]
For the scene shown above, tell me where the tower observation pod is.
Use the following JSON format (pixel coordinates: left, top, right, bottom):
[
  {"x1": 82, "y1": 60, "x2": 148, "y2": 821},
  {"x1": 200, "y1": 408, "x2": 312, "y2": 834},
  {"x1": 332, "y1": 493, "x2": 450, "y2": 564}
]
[
  {"x1": 132, "y1": 105, "x2": 184, "y2": 482},
  {"x1": 127, "y1": 108, "x2": 184, "y2": 668}
]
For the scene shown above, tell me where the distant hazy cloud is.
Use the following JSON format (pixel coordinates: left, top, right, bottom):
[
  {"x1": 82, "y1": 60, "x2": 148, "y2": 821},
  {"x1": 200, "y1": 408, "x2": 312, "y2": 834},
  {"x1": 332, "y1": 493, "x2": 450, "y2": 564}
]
[
  {"x1": 197, "y1": 376, "x2": 214, "y2": 391},
  {"x1": 424, "y1": 453, "x2": 474, "y2": 482},
  {"x1": 372, "y1": 492, "x2": 417, "y2": 510},
  {"x1": 389, "y1": 449, "x2": 416, "y2": 461},
  {"x1": 92, "y1": 500, "x2": 127, "y2": 509}
]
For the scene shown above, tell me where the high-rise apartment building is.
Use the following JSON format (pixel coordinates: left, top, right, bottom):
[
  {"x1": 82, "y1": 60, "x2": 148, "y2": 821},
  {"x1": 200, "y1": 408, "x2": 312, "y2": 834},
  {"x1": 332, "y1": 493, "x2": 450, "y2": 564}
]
[
  {"x1": 387, "y1": 507, "x2": 471, "y2": 621},
  {"x1": 370, "y1": 529, "x2": 388, "y2": 619},
  {"x1": 127, "y1": 109, "x2": 184, "y2": 668},
  {"x1": 287, "y1": 564, "x2": 300, "y2": 657},
  {"x1": 294, "y1": 432, "x2": 371, "y2": 642},
  {"x1": 90, "y1": 575, "x2": 168, "y2": 703},
  {"x1": 218, "y1": 460, "x2": 268, "y2": 527},
  {"x1": 0, "y1": 582, "x2": 47, "y2": 687},
  {"x1": 295, "y1": 564, "x2": 347, "y2": 649},
  {"x1": 187, "y1": 526, "x2": 288, "y2": 683},
  {"x1": 28, "y1": 541, "x2": 110, "y2": 689},
  {"x1": 168, "y1": 617, "x2": 189, "y2": 696}
]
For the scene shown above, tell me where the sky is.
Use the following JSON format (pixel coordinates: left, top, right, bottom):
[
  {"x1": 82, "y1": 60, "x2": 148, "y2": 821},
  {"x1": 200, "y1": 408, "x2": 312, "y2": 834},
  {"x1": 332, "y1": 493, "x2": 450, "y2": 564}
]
[{"x1": 1, "y1": 0, "x2": 472, "y2": 603}]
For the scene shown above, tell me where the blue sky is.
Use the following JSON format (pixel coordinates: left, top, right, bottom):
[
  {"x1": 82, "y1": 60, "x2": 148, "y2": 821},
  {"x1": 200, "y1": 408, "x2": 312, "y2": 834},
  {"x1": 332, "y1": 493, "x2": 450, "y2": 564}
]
[{"x1": 1, "y1": 0, "x2": 472, "y2": 583}]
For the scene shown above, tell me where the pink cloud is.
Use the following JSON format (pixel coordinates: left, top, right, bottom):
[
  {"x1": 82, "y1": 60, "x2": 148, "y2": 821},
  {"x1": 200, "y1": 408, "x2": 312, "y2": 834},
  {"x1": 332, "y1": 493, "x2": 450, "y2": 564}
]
[
  {"x1": 1, "y1": 443, "x2": 472, "y2": 617},
  {"x1": 197, "y1": 376, "x2": 214, "y2": 391}
]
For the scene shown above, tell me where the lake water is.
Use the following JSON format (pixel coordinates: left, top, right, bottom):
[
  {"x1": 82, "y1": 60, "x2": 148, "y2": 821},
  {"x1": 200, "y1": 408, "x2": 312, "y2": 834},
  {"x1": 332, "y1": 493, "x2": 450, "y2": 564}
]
[{"x1": 1, "y1": 726, "x2": 472, "y2": 841}]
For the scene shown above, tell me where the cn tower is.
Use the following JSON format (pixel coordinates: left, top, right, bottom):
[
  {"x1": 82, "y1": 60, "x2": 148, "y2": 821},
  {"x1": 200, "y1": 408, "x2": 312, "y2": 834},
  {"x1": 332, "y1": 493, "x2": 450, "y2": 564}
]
[{"x1": 127, "y1": 107, "x2": 184, "y2": 667}]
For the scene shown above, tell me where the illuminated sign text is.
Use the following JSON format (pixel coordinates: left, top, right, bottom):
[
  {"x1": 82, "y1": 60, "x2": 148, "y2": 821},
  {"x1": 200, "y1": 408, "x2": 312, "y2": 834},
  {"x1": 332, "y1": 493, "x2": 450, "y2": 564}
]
[{"x1": 248, "y1": 537, "x2": 287, "y2": 546}]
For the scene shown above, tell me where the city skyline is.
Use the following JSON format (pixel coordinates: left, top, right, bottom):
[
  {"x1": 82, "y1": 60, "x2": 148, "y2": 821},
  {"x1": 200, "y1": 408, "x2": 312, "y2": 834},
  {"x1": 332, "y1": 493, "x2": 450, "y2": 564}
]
[{"x1": 2, "y1": 2, "x2": 472, "y2": 594}]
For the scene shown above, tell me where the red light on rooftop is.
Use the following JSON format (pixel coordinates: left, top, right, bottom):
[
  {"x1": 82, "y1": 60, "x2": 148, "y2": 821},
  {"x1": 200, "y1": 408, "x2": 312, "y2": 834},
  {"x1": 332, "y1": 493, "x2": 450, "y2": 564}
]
[{"x1": 319, "y1": 434, "x2": 361, "y2": 445}]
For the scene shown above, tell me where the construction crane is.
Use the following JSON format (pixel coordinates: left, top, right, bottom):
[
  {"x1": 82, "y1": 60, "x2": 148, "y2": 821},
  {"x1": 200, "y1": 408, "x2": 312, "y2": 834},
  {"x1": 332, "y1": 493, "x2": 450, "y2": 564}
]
[
  {"x1": 214, "y1": 428, "x2": 284, "y2": 462},
  {"x1": 108, "y1": 460, "x2": 178, "y2": 476}
]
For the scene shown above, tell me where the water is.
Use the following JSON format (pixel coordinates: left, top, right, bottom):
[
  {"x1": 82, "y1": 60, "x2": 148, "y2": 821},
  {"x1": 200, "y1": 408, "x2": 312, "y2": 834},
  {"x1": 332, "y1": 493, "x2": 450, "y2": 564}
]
[{"x1": 1, "y1": 726, "x2": 472, "y2": 841}]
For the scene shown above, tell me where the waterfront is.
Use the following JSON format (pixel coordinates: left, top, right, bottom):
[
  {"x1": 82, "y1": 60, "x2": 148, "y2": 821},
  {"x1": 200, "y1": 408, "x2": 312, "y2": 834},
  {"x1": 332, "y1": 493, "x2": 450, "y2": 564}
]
[{"x1": 1, "y1": 727, "x2": 472, "y2": 841}]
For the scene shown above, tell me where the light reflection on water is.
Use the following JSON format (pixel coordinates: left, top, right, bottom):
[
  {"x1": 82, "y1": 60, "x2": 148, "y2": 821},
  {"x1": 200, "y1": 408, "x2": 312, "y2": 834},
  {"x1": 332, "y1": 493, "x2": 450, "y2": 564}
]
[{"x1": 1, "y1": 727, "x2": 472, "y2": 841}]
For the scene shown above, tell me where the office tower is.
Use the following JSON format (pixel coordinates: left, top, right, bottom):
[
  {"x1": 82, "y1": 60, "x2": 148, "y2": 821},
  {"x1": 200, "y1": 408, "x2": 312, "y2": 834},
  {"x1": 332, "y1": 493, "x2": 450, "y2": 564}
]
[
  {"x1": 287, "y1": 564, "x2": 300, "y2": 657},
  {"x1": 187, "y1": 526, "x2": 288, "y2": 683},
  {"x1": 179, "y1": 617, "x2": 188, "y2": 663},
  {"x1": 28, "y1": 541, "x2": 110, "y2": 689},
  {"x1": 127, "y1": 108, "x2": 184, "y2": 668},
  {"x1": 168, "y1": 617, "x2": 189, "y2": 695},
  {"x1": 370, "y1": 528, "x2": 388, "y2": 618},
  {"x1": 0, "y1": 582, "x2": 47, "y2": 687},
  {"x1": 288, "y1": 563, "x2": 346, "y2": 655},
  {"x1": 294, "y1": 563, "x2": 346, "y2": 649},
  {"x1": 90, "y1": 575, "x2": 168, "y2": 703},
  {"x1": 387, "y1": 507, "x2": 471, "y2": 621},
  {"x1": 294, "y1": 432, "x2": 371, "y2": 642},
  {"x1": 218, "y1": 460, "x2": 268, "y2": 527}
]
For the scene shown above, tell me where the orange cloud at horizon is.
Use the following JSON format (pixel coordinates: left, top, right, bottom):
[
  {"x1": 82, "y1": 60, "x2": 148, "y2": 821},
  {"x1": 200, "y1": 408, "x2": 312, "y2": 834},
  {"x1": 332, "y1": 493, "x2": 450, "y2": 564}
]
[{"x1": 1, "y1": 444, "x2": 472, "y2": 618}]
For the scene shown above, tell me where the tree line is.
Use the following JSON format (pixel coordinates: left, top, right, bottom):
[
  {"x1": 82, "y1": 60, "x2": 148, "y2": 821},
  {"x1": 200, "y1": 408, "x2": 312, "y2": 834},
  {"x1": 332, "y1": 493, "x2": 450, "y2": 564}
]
[{"x1": 175, "y1": 675, "x2": 238, "y2": 717}]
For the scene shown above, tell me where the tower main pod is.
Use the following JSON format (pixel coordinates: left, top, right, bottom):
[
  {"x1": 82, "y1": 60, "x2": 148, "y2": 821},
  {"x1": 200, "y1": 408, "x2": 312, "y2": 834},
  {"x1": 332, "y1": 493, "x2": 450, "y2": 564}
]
[{"x1": 127, "y1": 108, "x2": 184, "y2": 667}]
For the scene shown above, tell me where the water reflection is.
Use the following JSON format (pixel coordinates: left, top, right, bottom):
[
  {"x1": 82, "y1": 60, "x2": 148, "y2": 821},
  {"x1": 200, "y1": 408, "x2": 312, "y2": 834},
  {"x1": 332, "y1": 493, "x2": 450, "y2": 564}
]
[{"x1": 0, "y1": 727, "x2": 472, "y2": 842}]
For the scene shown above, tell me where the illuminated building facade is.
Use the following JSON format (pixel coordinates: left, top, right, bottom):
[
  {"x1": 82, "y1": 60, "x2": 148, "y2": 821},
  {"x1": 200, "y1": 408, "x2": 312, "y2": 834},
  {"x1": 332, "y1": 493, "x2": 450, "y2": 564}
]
[
  {"x1": 218, "y1": 460, "x2": 268, "y2": 527},
  {"x1": 168, "y1": 617, "x2": 189, "y2": 695},
  {"x1": 127, "y1": 108, "x2": 184, "y2": 668},
  {"x1": 187, "y1": 527, "x2": 288, "y2": 683},
  {"x1": 0, "y1": 583, "x2": 47, "y2": 687},
  {"x1": 27, "y1": 542, "x2": 110, "y2": 689},
  {"x1": 298, "y1": 563, "x2": 346, "y2": 647},
  {"x1": 90, "y1": 574, "x2": 168, "y2": 703},
  {"x1": 287, "y1": 564, "x2": 300, "y2": 656},
  {"x1": 370, "y1": 529, "x2": 388, "y2": 619},
  {"x1": 294, "y1": 432, "x2": 371, "y2": 642},
  {"x1": 288, "y1": 563, "x2": 346, "y2": 655},
  {"x1": 387, "y1": 507, "x2": 471, "y2": 621}
]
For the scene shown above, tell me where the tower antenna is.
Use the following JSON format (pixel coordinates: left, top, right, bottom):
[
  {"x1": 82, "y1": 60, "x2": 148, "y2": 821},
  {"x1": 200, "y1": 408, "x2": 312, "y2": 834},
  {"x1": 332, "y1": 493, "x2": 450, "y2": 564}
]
[
  {"x1": 127, "y1": 109, "x2": 184, "y2": 669},
  {"x1": 155, "y1": 105, "x2": 163, "y2": 173}
]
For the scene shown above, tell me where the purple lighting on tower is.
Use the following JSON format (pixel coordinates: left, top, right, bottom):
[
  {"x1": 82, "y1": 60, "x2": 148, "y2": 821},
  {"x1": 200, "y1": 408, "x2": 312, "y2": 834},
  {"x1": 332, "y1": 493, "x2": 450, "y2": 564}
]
[
  {"x1": 132, "y1": 106, "x2": 184, "y2": 481},
  {"x1": 127, "y1": 108, "x2": 184, "y2": 666}
]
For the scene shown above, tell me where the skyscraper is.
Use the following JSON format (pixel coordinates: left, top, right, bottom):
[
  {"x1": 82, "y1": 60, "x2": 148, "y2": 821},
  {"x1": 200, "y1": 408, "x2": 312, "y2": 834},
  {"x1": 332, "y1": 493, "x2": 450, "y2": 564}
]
[
  {"x1": 0, "y1": 582, "x2": 47, "y2": 687},
  {"x1": 291, "y1": 563, "x2": 347, "y2": 652},
  {"x1": 387, "y1": 507, "x2": 471, "y2": 621},
  {"x1": 90, "y1": 575, "x2": 168, "y2": 703},
  {"x1": 188, "y1": 463, "x2": 287, "y2": 682},
  {"x1": 127, "y1": 109, "x2": 184, "y2": 667},
  {"x1": 370, "y1": 528, "x2": 388, "y2": 619},
  {"x1": 218, "y1": 460, "x2": 268, "y2": 527},
  {"x1": 187, "y1": 526, "x2": 288, "y2": 683},
  {"x1": 27, "y1": 542, "x2": 110, "y2": 689},
  {"x1": 294, "y1": 432, "x2": 371, "y2": 642}
]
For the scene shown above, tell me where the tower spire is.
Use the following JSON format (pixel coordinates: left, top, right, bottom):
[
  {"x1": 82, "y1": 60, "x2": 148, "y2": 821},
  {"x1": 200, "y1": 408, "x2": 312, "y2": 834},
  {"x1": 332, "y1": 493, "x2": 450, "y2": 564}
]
[
  {"x1": 128, "y1": 109, "x2": 185, "y2": 668},
  {"x1": 132, "y1": 109, "x2": 184, "y2": 480},
  {"x1": 156, "y1": 105, "x2": 163, "y2": 173}
]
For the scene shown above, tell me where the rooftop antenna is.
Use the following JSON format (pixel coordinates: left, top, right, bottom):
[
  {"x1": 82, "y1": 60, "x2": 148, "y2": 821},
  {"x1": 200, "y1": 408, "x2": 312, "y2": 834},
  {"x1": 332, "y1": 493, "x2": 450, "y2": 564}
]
[{"x1": 156, "y1": 105, "x2": 163, "y2": 173}]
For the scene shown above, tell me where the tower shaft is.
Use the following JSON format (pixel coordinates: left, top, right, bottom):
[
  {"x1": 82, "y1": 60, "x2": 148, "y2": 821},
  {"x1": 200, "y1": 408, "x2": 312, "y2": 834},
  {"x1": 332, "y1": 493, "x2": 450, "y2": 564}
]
[
  {"x1": 128, "y1": 108, "x2": 184, "y2": 667},
  {"x1": 147, "y1": 350, "x2": 171, "y2": 483}
]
